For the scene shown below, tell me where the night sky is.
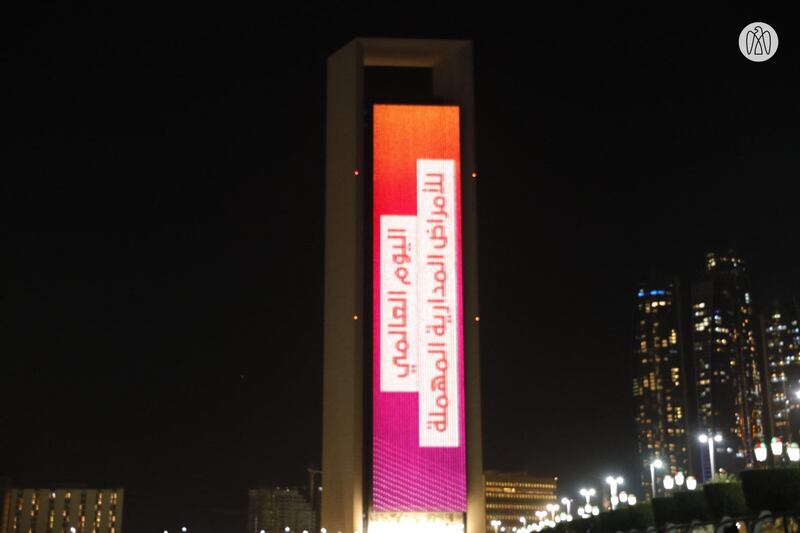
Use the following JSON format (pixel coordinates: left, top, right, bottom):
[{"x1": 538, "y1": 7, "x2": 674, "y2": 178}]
[{"x1": 3, "y1": 5, "x2": 799, "y2": 533}]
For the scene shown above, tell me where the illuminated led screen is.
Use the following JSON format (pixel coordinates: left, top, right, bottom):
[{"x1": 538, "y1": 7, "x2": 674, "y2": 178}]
[{"x1": 372, "y1": 104, "x2": 466, "y2": 512}]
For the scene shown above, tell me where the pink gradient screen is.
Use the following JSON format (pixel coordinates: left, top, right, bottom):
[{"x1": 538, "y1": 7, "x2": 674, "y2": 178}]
[{"x1": 372, "y1": 104, "x2": 466, "y2": 512}]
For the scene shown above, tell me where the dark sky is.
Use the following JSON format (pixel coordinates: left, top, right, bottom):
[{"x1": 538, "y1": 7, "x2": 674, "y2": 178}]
[{"x1": 2, "y1": 4, "x2": 799, "y2": 533}]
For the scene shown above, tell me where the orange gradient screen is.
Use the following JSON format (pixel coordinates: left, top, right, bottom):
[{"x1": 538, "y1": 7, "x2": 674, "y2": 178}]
[{"x1": 372, "y1": 104, "x2": 466, "y2": 511}]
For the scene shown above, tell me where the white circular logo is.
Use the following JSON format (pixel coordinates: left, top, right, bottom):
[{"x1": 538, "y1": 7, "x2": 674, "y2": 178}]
[{"x1": 739, "y1": 22, "x2": 778, "y2": 62}]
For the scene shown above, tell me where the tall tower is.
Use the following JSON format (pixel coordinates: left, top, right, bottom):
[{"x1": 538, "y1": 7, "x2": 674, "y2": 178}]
[
  {"x1": 691, "y1": 251, "x2": 764, "y2": 477},
  {"x1": 761, "y1": 298, "x2": 800, "y2": 442},
  {"x1": 321, "y1": 39, "x2": 483, "y2": 533},
  {"x1": 632, "y1": 279, "x2": 689, "y2": 497}
]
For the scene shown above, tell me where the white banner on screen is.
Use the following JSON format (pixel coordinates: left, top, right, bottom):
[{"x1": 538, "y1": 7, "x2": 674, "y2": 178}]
[
  {"x1": 380, "y1": 215, "x2": 419, "y2": 393},
  {"x1": 417, "y1": 159, "x2": 460, "y2": 448}
]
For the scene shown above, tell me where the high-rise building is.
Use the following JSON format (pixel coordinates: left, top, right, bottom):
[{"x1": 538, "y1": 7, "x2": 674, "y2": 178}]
[
  {"x1": 248, "y1": 488, "x2": 315, "y2": 533},
  {"x1": 1, "y1": 478, "x2": 11, "y2": 533},
  {"x1": 322, "y1": 39, "x2": 483, "y2": 533},
  {"x1": 2, "y1": 488, "x2": 123, "y2": 533},
  {"x1": 691, "y1": 251, "x2": 764, "y2": 476},
  {"x1": 761, "y1": 298, "x2": 800, "y2": 442},
  {"x1": 632, "y1": 280, "x2": 689, "y2": 497},
  {"x1": 483, "y1": 472, "x2": 557, "y2": 532}
]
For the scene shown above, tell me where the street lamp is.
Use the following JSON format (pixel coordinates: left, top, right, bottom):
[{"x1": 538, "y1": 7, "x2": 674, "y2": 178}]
[
  {"x1": 579, "y1": 488, "x2": 595, "y2": 513},
  {"x1": 546, "y1": 504, "x2": 559, "y2": 521},
  {"x1": 628, "y1": 495, "x2": 637, "y2": 506},
  {"x1": 789, "y1": 442, "x2": 800, "y2": 462},
  {"x1": 699, "y1": 432, "x2": 722, "y2": 480},
  {"x1": 618, "y1": 491, "x2": 628, "y2": 504},
  {"x1": 663, "y1": 475, "x2": 674, "y2": 491},
  {"x1": 605, "y1": 476, "x2": 623, "y2": 510},
  {"x1": 674, "y1": 471, "x2": 685, "y2": 488},
  {"x1": 649, "y1": 459, "x2": 663, "y2": 499},
  {"x1": 771, "y1": 437, "x2": 784, "y2": 458},
  {"x1": 491, "y1": 520, "x2": 502, "y2": 533},
  {"x1": 560, "y1": 497, "x2": 573, "y2": 515},
  {"x1": 754, "y1": 440, "x2": 768, "y2": 463},
  {"x1": 685, "y1": 476, "x2": 697, "y2": 491}
]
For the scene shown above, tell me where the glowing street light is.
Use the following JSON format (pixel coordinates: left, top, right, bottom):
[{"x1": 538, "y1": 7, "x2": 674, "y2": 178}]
[
  {"x1": 663, "y1": 475, "x2": 674, "y2": 491},
  {"x1": 789, "y1": 442, "x2": 800, "y2": 462},
  {"x1": 579, "y1": 488, "x2": 596, "y2": 513},
  {"x1": 754, "y1": 440, "x2": 768, "y2": 463},
  {"x1": 491, "y1": 520, "x2": 502, "y2": 533},
  {"x1": 618, "y1": 491, "x2": 628, "y2": 504},
  {"x1": 628, "y1": 495, "x2": 637, "y2": 506},
  {"x1": 560, "y1": 497, "x2": 573, "y2": 515},
  {"x1": 546, "y1": 504, "x2": 560, "y2": 521},
  {"x1": 605, "y1": 476, "x2": 623, "y2": 510},
  {"x1": 699, "y1": 432, "x2": 723, "y2": 480},
  {"x1": 686, "y1": 476, "x2": 697, "y2": 491},
  {"x1": 771, "y1": 437, "x2": 784, "y2": 457},
  {"x1": 649, "y1": 459, "x2": 663, "y2": 499},
  {"x1": 674, "y1": 471, "x2": 685, "y2": 488}
]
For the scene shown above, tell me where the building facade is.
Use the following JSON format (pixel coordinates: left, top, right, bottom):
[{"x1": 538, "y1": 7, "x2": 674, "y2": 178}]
[
  {"x1": 484, "y1": 472, "x2": 557, "y2": 532},
  {"x1": 632, "y1": 280, "x2": 689, "y2": 497},
  {"x1": 692, "y1": 251, "x2": 764, "y2": 476},
  {"x1": 2, "y1": 488, "x2": 123, "y2": 533},
  {"x1": 322, "y1": 39, "x2": 484, "y2": 533},
  {"x1": 248, "y1": 488, "x2": 314, "y2": 533},
  {"x1": 761, "y1": 299, "x2": 800, "y2": 442}
]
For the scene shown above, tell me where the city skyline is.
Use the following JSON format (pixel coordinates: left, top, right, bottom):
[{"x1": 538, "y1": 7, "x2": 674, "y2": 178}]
[{"x1": 3, "y1": 5, "x2": 799, "y2": 533}]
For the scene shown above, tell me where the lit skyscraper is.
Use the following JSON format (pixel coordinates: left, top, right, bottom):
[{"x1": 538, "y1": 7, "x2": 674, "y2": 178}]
[
  {"x1": 632, "y1": 279, "x2": 689, "y2": 497},
  {"x1": 691, "y1": 251, "x2": 764, "y2": 476},
  {"x1": 761, "y1": 298, "x2": 800, "y2": 442},
  {"x1": 3, "y1": 488, "x2": 123, "y2": 533}
]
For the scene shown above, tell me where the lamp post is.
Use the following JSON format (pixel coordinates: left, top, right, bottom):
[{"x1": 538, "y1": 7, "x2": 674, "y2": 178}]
[
  {"x1": 605, "y1": 476, "x2": 623, "y2": 510},
  {"x1": 771, "y1": 437, "x2": 784, "y2": 465},
  {"x1": 579, "y1": 488, "x2": 596, "y2": 514},
  {"x1": 491, "y1": 520, "x2": 501, "y2": 533},
  {"x1": 649, "y1": 459, "x2": 663, "y2": 499},
  {"x1": 546, "y1": 504, "x2": 559, "y2": 521},
  {"x1": 699, "y1": 432, "x2": 722, "y2": 480},
  {"x1": 560, "y1": 497, "x2": 573, "y2": 516},
  {"x1": 754, "y1": 438, "x2": 800, "y2": 464},
  {"x1": 789, "y1": 442, "x2": 800, "y2": 462}
]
